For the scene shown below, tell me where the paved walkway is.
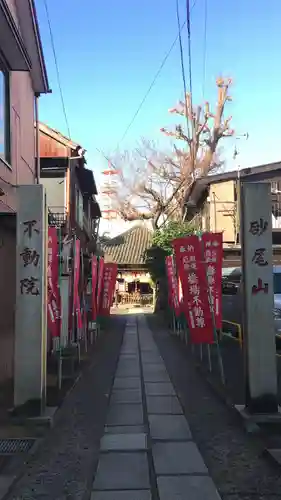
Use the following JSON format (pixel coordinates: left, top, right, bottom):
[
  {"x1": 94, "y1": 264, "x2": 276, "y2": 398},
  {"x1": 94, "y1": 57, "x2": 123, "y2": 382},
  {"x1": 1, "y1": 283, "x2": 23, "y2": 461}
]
[{"x1": 91, "y1": 315, "x2": 221, "y2": 500}]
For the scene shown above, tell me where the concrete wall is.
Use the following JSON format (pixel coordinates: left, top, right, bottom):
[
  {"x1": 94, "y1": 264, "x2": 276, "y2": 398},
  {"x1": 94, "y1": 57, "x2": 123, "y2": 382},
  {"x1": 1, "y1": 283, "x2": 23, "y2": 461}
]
[{"x1": 41, "y1": 177, "x2": 66, "y2": 212}]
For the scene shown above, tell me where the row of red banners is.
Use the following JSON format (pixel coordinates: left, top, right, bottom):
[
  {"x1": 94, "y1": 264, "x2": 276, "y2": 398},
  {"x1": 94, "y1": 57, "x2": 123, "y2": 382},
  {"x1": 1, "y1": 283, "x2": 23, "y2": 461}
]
[
  {"x1": 47, "y1": 228, "x2": 60, "y2": 339},
  {"x1": 166, "y1": 232, "x2": 223, "y2": 344},
  {"x1": 47, "y1": 228, "x2": 117, "y2": 340}
]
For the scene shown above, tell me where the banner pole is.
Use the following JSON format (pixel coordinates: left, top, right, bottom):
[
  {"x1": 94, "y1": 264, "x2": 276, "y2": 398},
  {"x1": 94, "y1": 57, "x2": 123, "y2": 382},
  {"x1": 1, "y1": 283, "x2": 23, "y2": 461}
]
[
  {"x1": 58, "y1": 226, "x2": 62, "y2": 390},
  {"x1": 207, "y1": 344, "x2": 212, "y2": 372},
  {"x1": 200, "y1": 237, "x2": 225, "y2": 385},
  {"x1": 71, "y1": 235, "x2": 76, "y2": 345}
]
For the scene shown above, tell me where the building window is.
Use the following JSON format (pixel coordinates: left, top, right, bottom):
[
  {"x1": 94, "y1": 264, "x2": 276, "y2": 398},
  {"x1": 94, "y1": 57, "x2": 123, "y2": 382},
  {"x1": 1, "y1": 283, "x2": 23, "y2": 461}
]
[{"x1": 0, "y1": 67, "x2": 10, "y2": 163}]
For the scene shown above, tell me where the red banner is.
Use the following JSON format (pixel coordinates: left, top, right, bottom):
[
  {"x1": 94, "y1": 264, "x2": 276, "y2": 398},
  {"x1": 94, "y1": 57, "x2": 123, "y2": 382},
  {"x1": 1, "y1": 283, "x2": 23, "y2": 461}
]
[
  {"x1": 47, "y1": 227, "x2": 60, "y2": 338},
  {"x1": 73, "y1": 239, "x2": 82, "y2": 331},
  {"x1": 73, "y1": 239, "x2": 80, "y2": 301},
  {"x1": 201, "y1": 232, "x2": 223, "y2": 329},
  {"x1": 97, "y1": 257, "x2": 104, "y2": 312},
  {"x1": 165, "y1": 256, "x2": 180, "y2": 317},
  {"x1": 91, "y1": 255, "x2": 98, "y2": 321},
  {"x1": 99, "y1": 263, "x2": 118, "y2": 316},
  {"x1": 173, "y1": 235, "x2": 214, "y2": 344}
]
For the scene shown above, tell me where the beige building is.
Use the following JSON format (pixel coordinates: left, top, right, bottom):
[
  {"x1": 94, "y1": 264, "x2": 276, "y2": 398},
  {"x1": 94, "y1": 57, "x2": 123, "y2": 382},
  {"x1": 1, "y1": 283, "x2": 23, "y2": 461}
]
[
  {"x1": 184, "y1": 161, "x2": 281, "y2": 265},
  {"x1": 0, "y1": 0, "x2": 49, "y2": 389}
]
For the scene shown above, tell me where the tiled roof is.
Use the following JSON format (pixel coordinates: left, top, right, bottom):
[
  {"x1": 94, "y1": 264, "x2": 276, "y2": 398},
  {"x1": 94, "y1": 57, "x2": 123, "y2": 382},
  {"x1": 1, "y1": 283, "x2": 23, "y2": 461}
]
[{"x1": 102, "y1": 225, "x2": 153, "y2": 265}]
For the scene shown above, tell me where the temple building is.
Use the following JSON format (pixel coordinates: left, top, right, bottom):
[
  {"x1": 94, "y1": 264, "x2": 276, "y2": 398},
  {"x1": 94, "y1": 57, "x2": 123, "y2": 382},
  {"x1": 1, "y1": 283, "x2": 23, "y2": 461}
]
[{"x1": 102, "y1": 225, "x2": 153, "y2": 306}]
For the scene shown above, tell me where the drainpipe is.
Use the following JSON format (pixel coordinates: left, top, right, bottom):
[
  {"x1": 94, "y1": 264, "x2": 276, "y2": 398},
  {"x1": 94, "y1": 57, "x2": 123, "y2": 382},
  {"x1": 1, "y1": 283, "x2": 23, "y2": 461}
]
[
  {"x1": 34, "y1": 93, "x2": 40, "y2": 184},
  {"x1": 212, "y1": 191, "x2": 217, "y2": 232}
]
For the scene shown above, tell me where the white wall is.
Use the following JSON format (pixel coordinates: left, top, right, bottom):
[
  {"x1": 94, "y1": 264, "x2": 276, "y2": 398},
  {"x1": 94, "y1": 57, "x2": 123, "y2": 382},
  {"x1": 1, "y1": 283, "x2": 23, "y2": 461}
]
[{"x1": 41, "y1": 177, "x2": 66, "y2": 212}]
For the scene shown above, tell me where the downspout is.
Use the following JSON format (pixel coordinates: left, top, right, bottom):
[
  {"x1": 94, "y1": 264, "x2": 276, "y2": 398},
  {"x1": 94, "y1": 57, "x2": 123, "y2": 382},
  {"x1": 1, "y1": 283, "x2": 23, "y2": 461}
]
[
  {"x1": 212, "y1": 191, "x2": 217, "y2": 232},
  {"x1": 35, "y1": 93, "x2": 40, "y2": 184}
]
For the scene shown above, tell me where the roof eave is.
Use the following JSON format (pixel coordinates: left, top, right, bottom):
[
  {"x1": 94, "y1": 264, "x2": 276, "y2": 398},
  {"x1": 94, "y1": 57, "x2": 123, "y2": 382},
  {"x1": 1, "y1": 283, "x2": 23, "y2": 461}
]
[
  {"x1": 0, "y1": 0, "x2": 32, "y2": 71},
  {"x1": 38, "y1": 122, "x2": 80, "y2": 150},
  {"x1": 16, "y1": 0, "x2": 50, "y2": 94},
  {"x1": 29, "y1": 0, "x2": 50, "y2": 94}
]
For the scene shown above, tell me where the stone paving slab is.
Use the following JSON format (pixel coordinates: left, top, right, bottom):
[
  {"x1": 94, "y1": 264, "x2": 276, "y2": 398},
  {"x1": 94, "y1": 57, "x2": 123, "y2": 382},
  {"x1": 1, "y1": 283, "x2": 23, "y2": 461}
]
[
  {"x1": 115, "y1": 367, "x2": 140, "y2": 378},
  {"x1": 149, "y1": 415, "x2": 192, "y2": 441},
  {"x1": 113, "y1": 377, "x2": 141, "y2": 389},
  {"x1": 146, "y1": 396, "x2": 183, "y2": 414},
  {"x1": 120, "y1": 350, "x2": 138, "y2": 355},
  {"x1": 120, "y1": 349, "x2": 138, "y2": 355},
  {"x1": 142, "y1": 364, "x2": 167, "y2": 374},
  {"x1": 93, "y1": 452, "x2": 150, "y2": 490},
  {"x1": 118, "y1": 354, "x2": 139, "y2": 361},
  {"x1": 157, "y1": 476, "x2": 221, "y2": 500},
  {"x1": 152, "y1": 442, "x2": 208, "y2": 475},
  {"x1": 143, "y1": 372, "x2": 171, "y2": 383},
  {"x1": 141, "y1": 353, "x2": 163, "y2": 363},
  {"x1": 117, "y1": 359, "x2": 140, "y2": 368},
  {"x1": 104, "y1": 425, "x2": 147, "y2": 434},
  {"x1": 111, "y1": 388, "x2": 142, "y2": 404},
  {"x1": 121, "y1": 340, "x2": 138, "y2": 347},
  {"x1": 91, "y1": 491, "x2": 152, "y2": 500},
  {"x1": 145, "y1": 382, "x2": 176, "y2": 396},
  {"x1": 107, "y1": 404, "x2": 144, "y2": 425},
  {"x1": 100, "y1": 433, "x2": 147, "y2": 451},
  {"x1": 140, "y1": 347, "x2": 159, "y2": 353}
]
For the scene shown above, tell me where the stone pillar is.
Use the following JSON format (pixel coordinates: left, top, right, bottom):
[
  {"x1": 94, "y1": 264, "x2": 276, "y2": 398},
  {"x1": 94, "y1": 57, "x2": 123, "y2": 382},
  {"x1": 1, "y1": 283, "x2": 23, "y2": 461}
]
[
  {"x1": 240, "y1": 181, "x2": 278, "y2": 414},
  {"x1": 14, "y1": 185, "x2": 47, "y2": 412}
]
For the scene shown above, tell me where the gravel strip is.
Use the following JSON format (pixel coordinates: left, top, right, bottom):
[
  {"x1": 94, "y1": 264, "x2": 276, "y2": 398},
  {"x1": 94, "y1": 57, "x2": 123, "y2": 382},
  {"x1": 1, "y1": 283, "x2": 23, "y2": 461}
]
[
  {"x1": 4, "y1": 316, "x2": 125, "y2": 500},
  {"x1": 148, "y1": 313, "x2": 281, "y2": 500}
]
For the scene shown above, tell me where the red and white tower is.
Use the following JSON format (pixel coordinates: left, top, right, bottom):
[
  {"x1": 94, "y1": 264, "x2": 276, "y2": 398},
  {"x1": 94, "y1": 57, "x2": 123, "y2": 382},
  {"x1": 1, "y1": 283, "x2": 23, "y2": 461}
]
[{"x1": 101, "y1": 162, "x2": 119, "y2": 234}]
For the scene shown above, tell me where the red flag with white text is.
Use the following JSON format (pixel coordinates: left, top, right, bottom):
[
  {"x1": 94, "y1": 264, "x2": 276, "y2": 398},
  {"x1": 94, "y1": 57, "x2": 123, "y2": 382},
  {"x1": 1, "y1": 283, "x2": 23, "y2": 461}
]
[
  {"x1": 165, "y1": 255, "x2": 180, "y2": 317},
  {"x1": 97, "y1": 257, "x2": 104, "y2": 312},
  {"x1": 47, "y1": 227, "x2": 60, "y2": 338},
  {"x1": 173, "y1": 235, "x2": 214, "y2": 344},
  {"x1": 201, "y1": 232, "x2": 223, "y2": 329},
  {"x1": 99, "y1": 263, "x2": 118, "y2": 316},
  {"x1": 91, "y1": 255, "x2": 98, "y2": 321},
  {"x1": 73, "y1": 239, "x2": 82, "y2": 332}
]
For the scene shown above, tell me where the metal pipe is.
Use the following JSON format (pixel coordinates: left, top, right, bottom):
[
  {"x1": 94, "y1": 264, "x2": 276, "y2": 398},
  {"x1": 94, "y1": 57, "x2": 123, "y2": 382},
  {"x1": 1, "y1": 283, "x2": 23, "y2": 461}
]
[
  {"x1": 212, "y1": 192, "x2": 217, "y2": 232},
  {"x1": 34, "y1": 93, "x2": 40, "y2": 184}
]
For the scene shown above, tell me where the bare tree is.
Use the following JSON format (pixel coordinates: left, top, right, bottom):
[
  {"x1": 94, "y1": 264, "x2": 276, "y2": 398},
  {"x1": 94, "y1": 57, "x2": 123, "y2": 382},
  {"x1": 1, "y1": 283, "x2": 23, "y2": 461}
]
[{"x1": 112, "y1": 77, "x2": 234, "y2": 229}]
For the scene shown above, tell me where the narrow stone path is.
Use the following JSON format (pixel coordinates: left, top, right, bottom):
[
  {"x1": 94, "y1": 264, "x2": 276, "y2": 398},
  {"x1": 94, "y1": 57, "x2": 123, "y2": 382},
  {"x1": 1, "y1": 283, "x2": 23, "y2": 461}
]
[{"x1": 91, "y1": 314, "x2": 221, "y2": 500}]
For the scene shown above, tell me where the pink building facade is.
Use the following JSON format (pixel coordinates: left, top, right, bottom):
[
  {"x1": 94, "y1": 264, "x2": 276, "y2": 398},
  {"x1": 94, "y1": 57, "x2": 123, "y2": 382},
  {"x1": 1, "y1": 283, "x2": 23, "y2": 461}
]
[{"x1": 0, "y1": 0, "x2": 49, "y2": 386}]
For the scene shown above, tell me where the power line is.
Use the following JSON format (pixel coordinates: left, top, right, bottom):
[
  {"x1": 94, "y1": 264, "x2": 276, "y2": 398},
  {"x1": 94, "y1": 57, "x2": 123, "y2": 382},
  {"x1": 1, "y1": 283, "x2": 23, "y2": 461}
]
[
  {"x1": 117, "y1": 0, "x2": 198, "y2": 149},
  {"x1": 117, "y1": 23, "x2": 186, "y2": 149},
  {"x1": 176, "y1": 0, "x2": 190, "y2": 141},
  {"x1": 185, "y1": 0, "x2": 193, "y2": 100},
  {"x1": 43, "y1": 0, "x2": 71, "y2": 139},
  {"x1": 202, "y1": 0, "x2": 208, "y2": 99}
]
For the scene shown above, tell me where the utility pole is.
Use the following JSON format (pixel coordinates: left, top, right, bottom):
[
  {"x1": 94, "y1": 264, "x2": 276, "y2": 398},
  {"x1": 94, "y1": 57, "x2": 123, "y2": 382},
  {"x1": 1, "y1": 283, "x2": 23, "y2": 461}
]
[{"x1": 233, "y1": 132, "x2": 249, "y2": 243}]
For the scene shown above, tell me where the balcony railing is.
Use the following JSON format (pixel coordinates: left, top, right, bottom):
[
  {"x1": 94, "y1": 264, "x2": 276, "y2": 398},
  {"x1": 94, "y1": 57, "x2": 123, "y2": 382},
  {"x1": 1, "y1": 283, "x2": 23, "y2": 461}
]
[{"x1": 48, "y1": 206, "x2": 67, "y2": 229}]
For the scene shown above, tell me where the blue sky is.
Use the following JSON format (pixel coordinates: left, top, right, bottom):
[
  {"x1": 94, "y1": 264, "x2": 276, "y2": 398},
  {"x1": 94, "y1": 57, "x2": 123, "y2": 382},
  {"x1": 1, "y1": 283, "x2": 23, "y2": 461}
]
[{"x1": 36, "y1": 0, "x2": 281, "y2": 204}]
